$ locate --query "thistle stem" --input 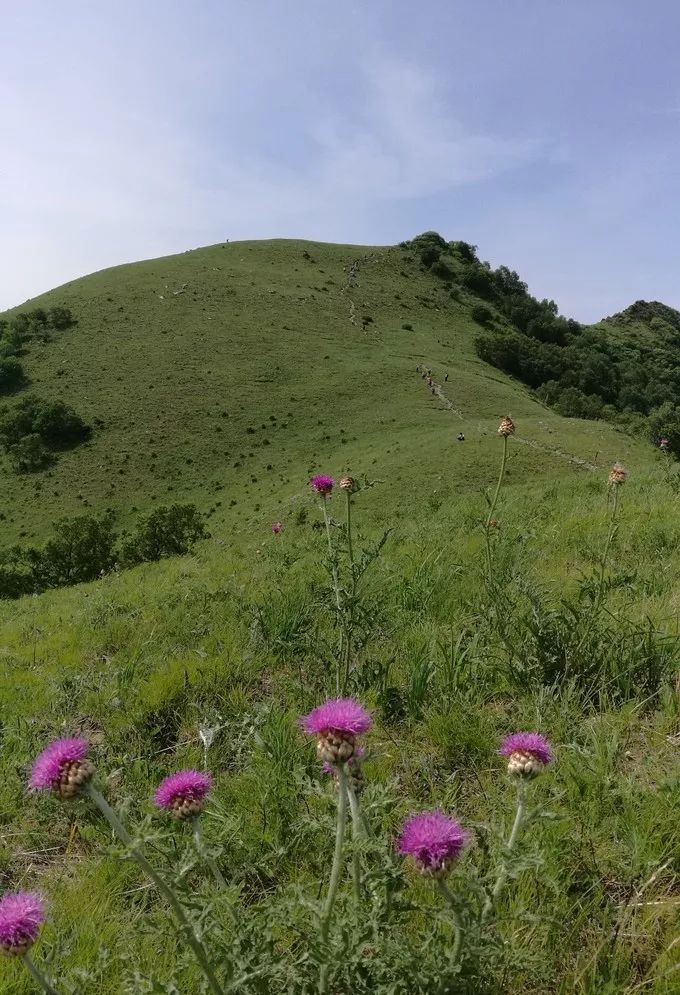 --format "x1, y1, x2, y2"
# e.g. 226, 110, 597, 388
192, 816, 227, 889
576, 484, 620, 652
347, 780, 363, 904
482, 779, 527, 922
319, 766, 348, 993
484, 434, 508, 585
321, 496, 344, 695
85, 784, 225, 995
22, 953, 61, 995
435, 877, 464, 964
